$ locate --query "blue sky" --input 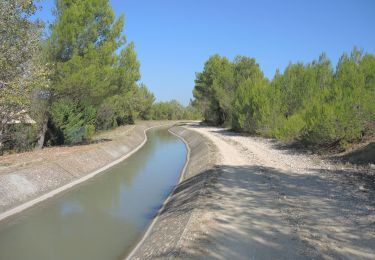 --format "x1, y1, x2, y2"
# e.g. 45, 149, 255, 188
34, 0, 375, 105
